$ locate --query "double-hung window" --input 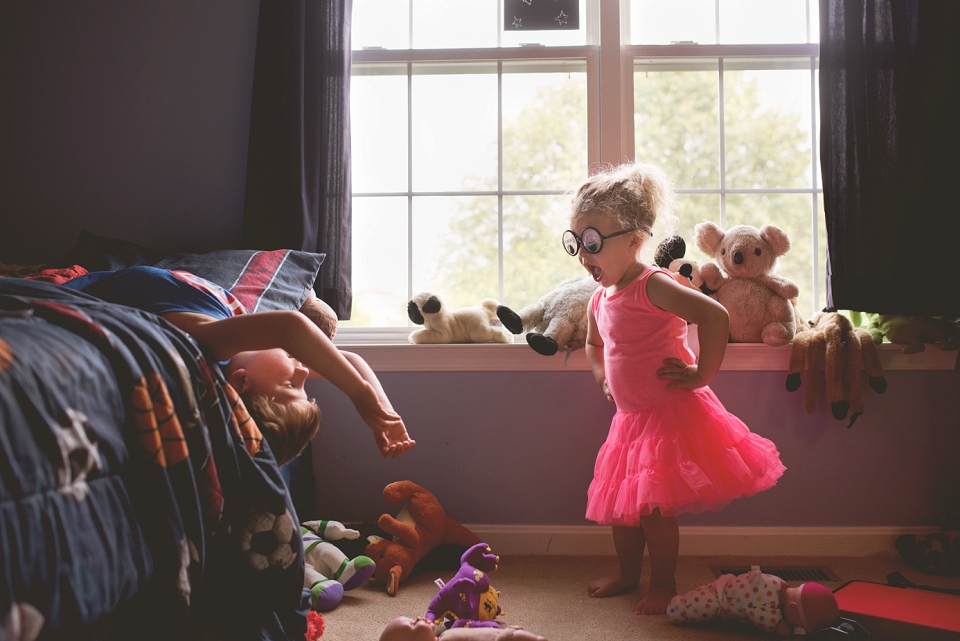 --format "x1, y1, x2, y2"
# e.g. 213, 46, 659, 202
345, 0, 822, 342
